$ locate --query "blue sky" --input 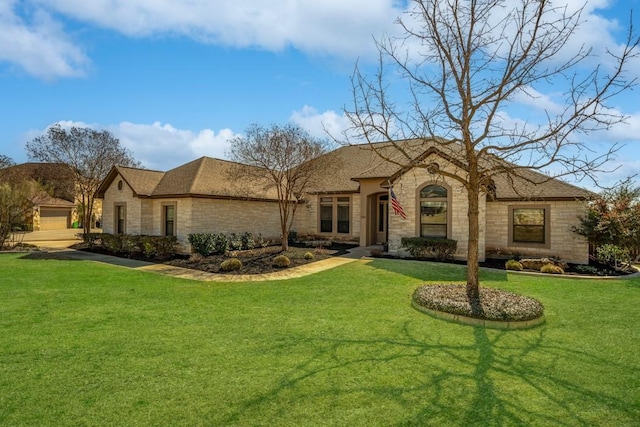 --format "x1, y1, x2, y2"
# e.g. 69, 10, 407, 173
1, 0, 639, 189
